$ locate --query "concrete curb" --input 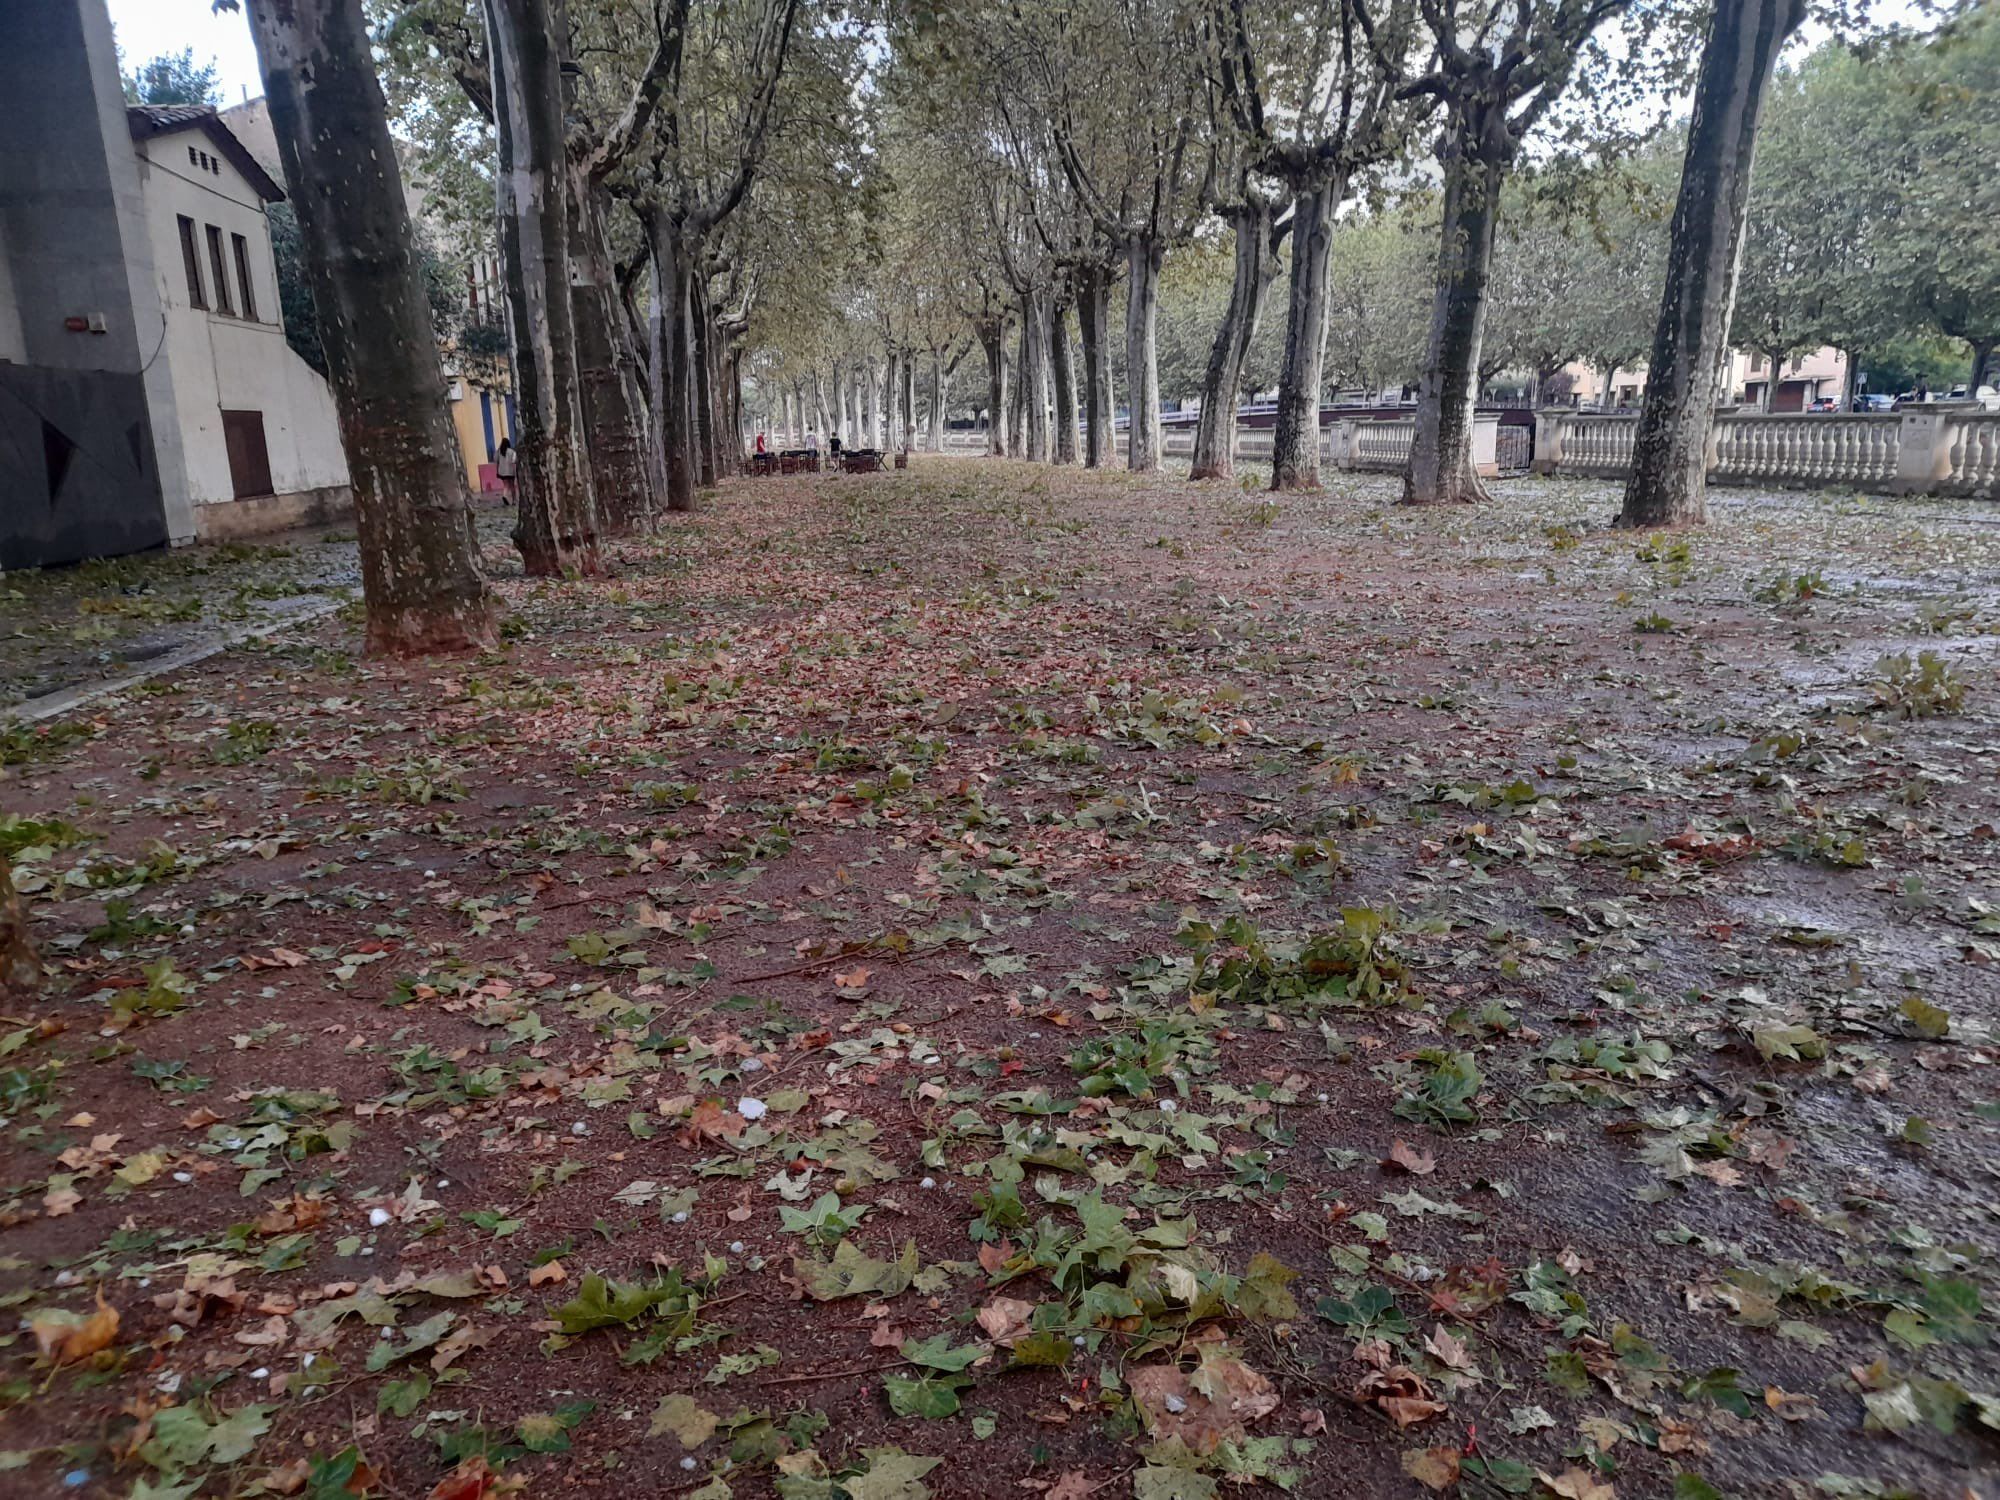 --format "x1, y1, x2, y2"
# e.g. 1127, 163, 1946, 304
2, 596, 348, 727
